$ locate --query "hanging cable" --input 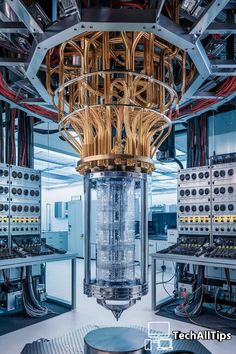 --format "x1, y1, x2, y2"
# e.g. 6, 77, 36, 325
0, 101, 4, 163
